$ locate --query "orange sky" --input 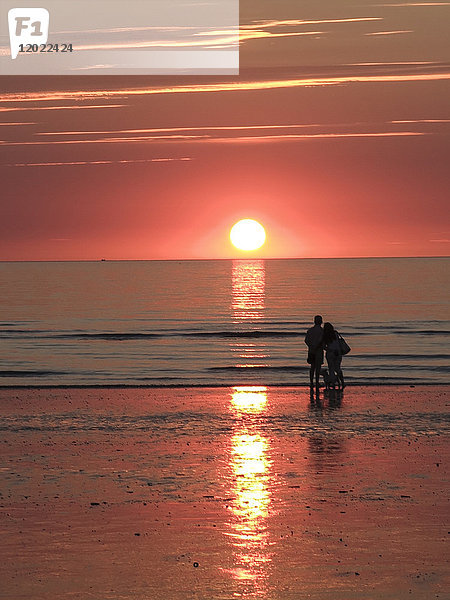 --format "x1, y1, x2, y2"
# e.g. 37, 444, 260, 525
1, 0, 449, 260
